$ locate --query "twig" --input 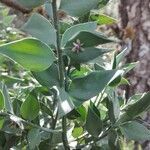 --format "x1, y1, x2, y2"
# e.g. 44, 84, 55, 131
52, 0, 70, 149
0, 0, 32, 14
